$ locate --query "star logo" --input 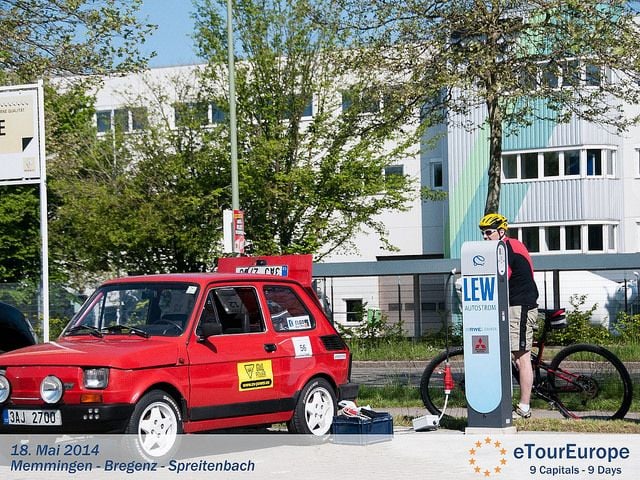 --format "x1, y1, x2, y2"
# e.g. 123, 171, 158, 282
467, 436, 508, 476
